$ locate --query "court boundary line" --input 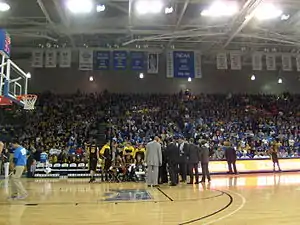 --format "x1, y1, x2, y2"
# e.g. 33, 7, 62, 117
203, 190, 246, 225
156, 187, 174, 201
178, 189, 233, 225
